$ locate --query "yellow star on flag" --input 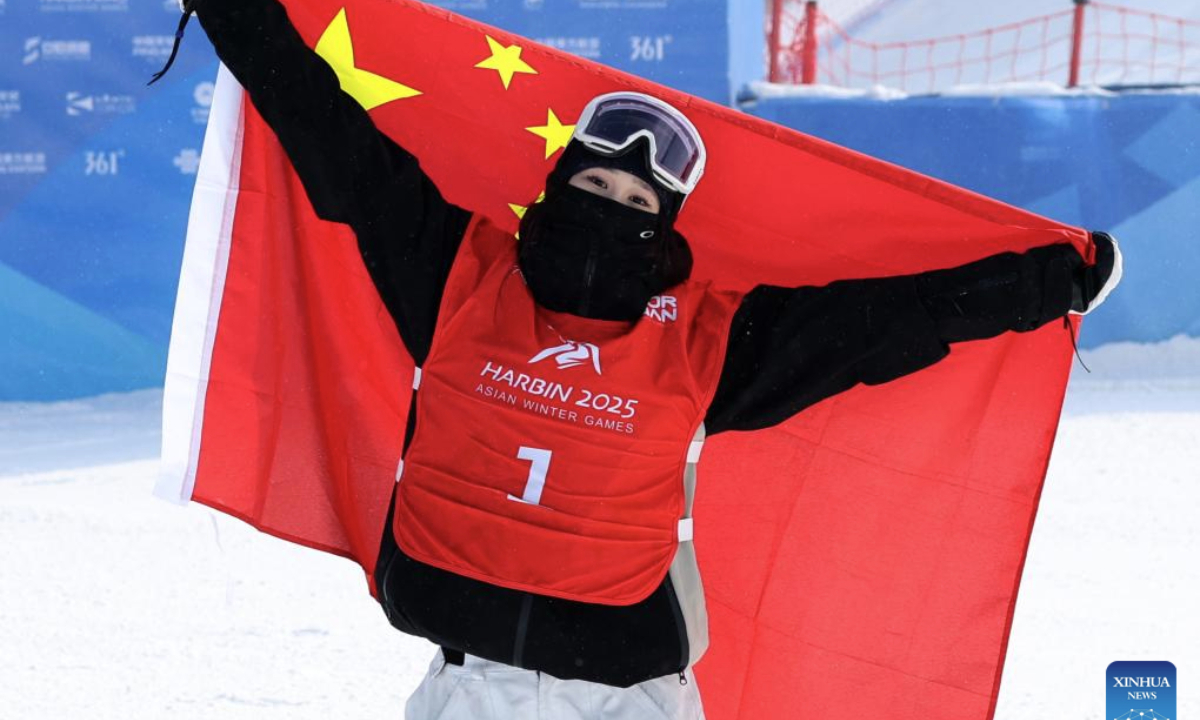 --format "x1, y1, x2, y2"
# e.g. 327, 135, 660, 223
510, 192, 546, 237
525, 109, 575, 160
314, 8, 421, 111
475, 35, 538, 90
508, 192, 546, 220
